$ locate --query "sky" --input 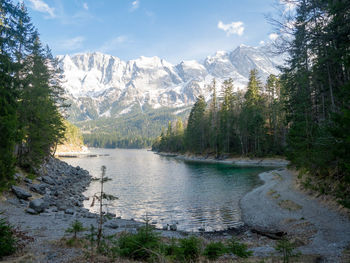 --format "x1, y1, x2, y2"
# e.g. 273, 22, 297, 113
22, 0, 285, 63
